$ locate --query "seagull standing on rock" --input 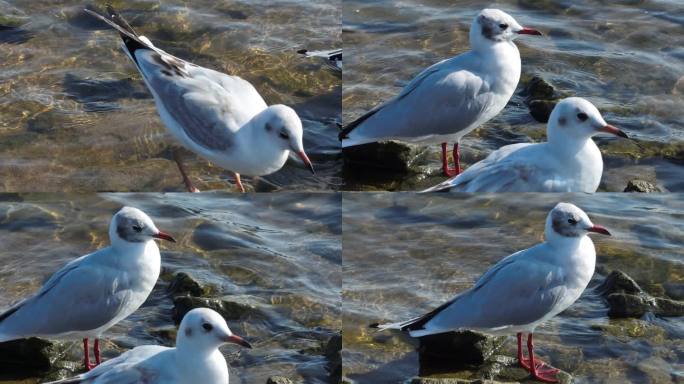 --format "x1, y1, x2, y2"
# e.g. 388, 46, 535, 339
422, 97, 629, 193
85, 6, 315, 193
0, 207, 175, 371
371, 202, 611, 383
340, 9, 541, 177
46, 308, 252, 384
